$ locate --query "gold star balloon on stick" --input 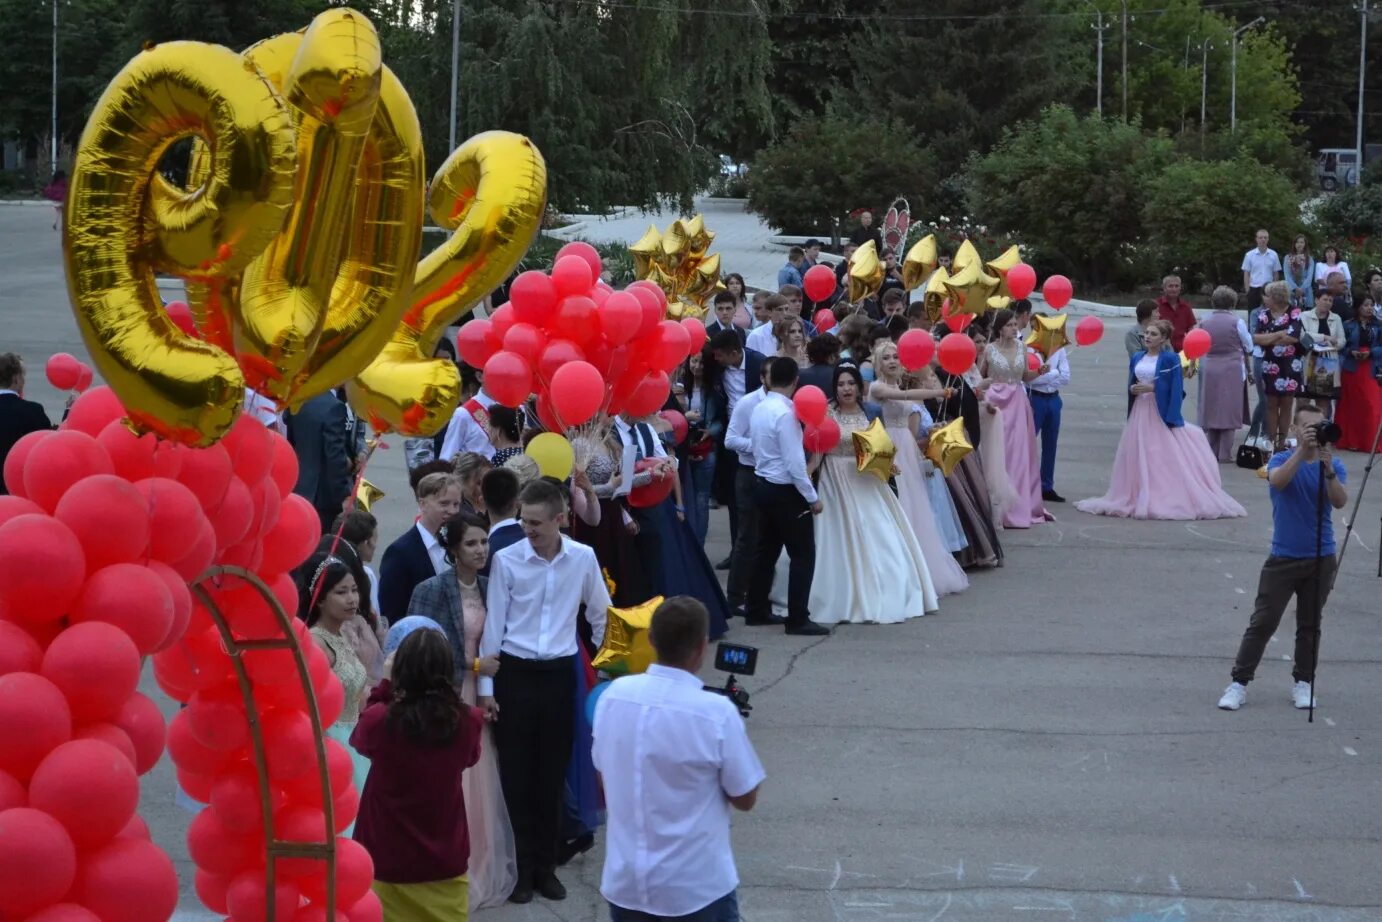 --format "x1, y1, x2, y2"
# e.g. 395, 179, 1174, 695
848, 239, 884, 303
985, 245, 1023, 298
630, 224, 665, 278
592, 597, 661, 676
902, 233, 938, 290
951, 238, 982, 273
1026, 313, 1071, 359
923, 265, 951, 324
925, 417, 973, 477
853, 418, 896, 483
